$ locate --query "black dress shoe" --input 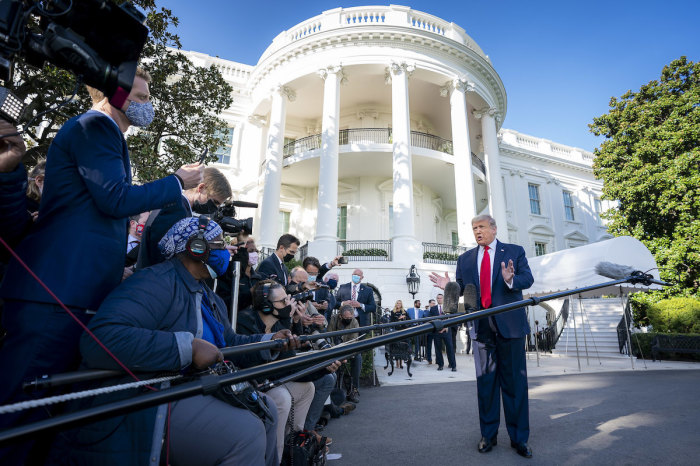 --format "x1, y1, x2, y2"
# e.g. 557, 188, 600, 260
451, 367, 457, 372
510, 441, 532, 458
437, 366, 443, 371
478, 436, 497, 453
